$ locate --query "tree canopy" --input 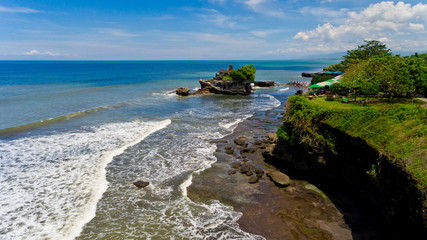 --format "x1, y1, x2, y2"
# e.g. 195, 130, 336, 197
326, 40, 393, 72
341, 54, 427, 100
326, 40, 427, 100
224, 64, 256, 82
